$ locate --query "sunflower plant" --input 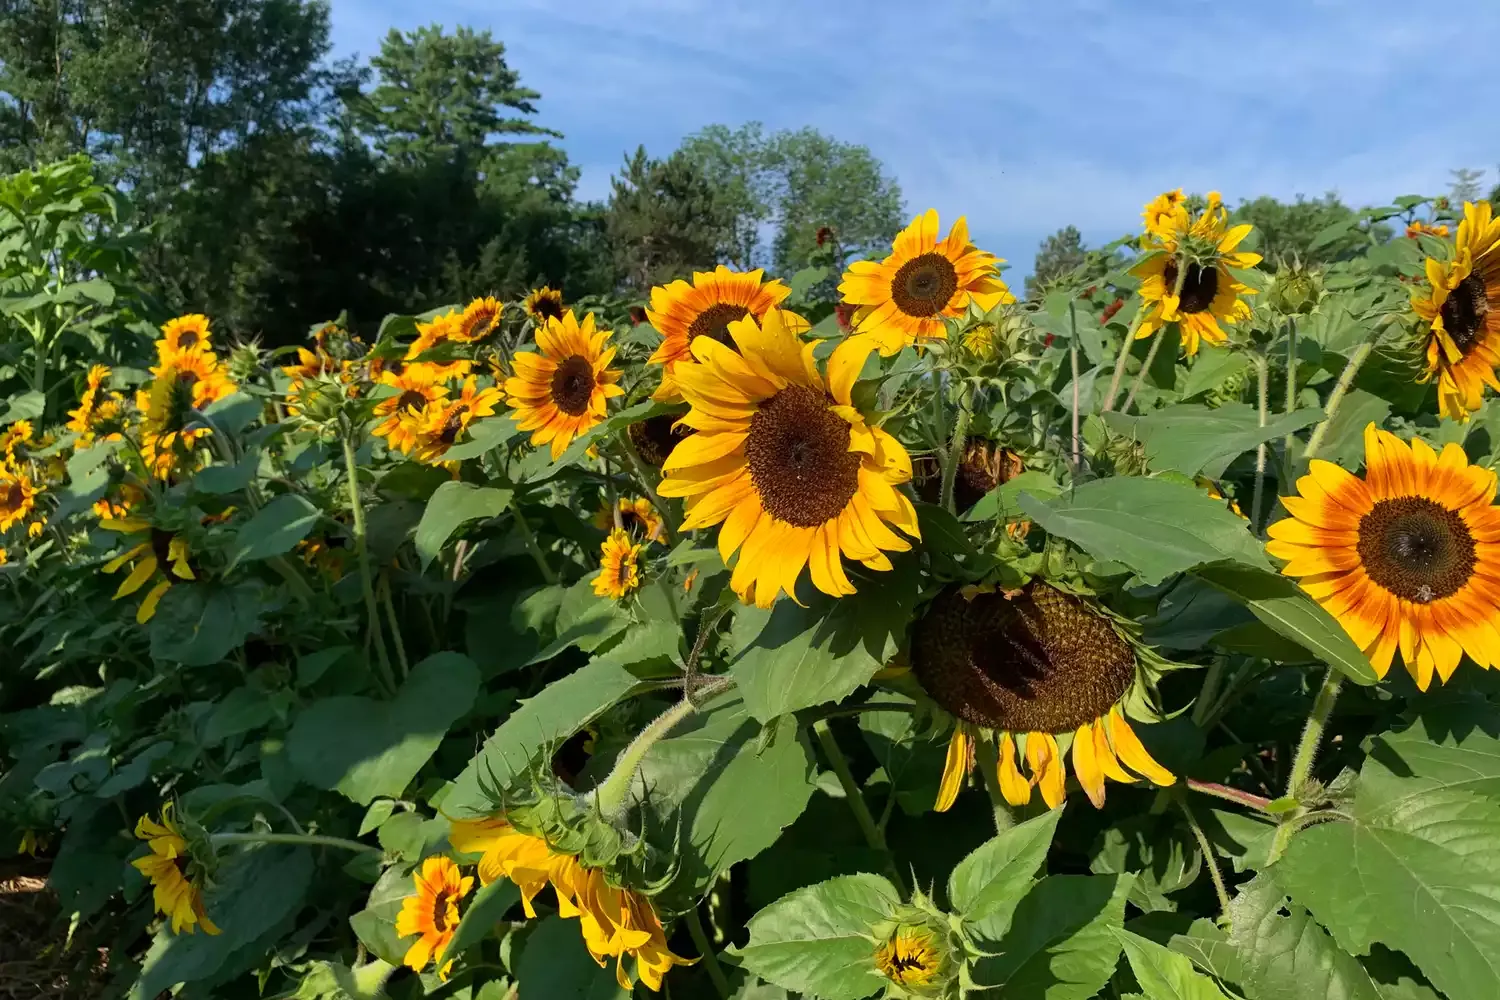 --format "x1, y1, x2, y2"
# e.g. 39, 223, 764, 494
8, 160, 1500, 1000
